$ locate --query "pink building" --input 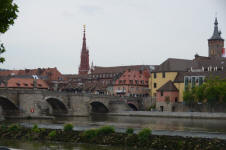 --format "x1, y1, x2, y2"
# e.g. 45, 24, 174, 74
156, 80, 179, 111
113, 69, 150, 97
